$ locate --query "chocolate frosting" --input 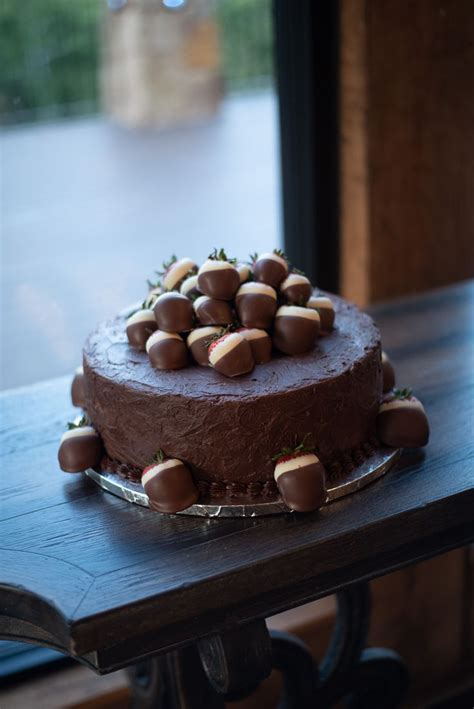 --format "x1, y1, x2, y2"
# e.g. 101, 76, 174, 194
83, 293, 382, 486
